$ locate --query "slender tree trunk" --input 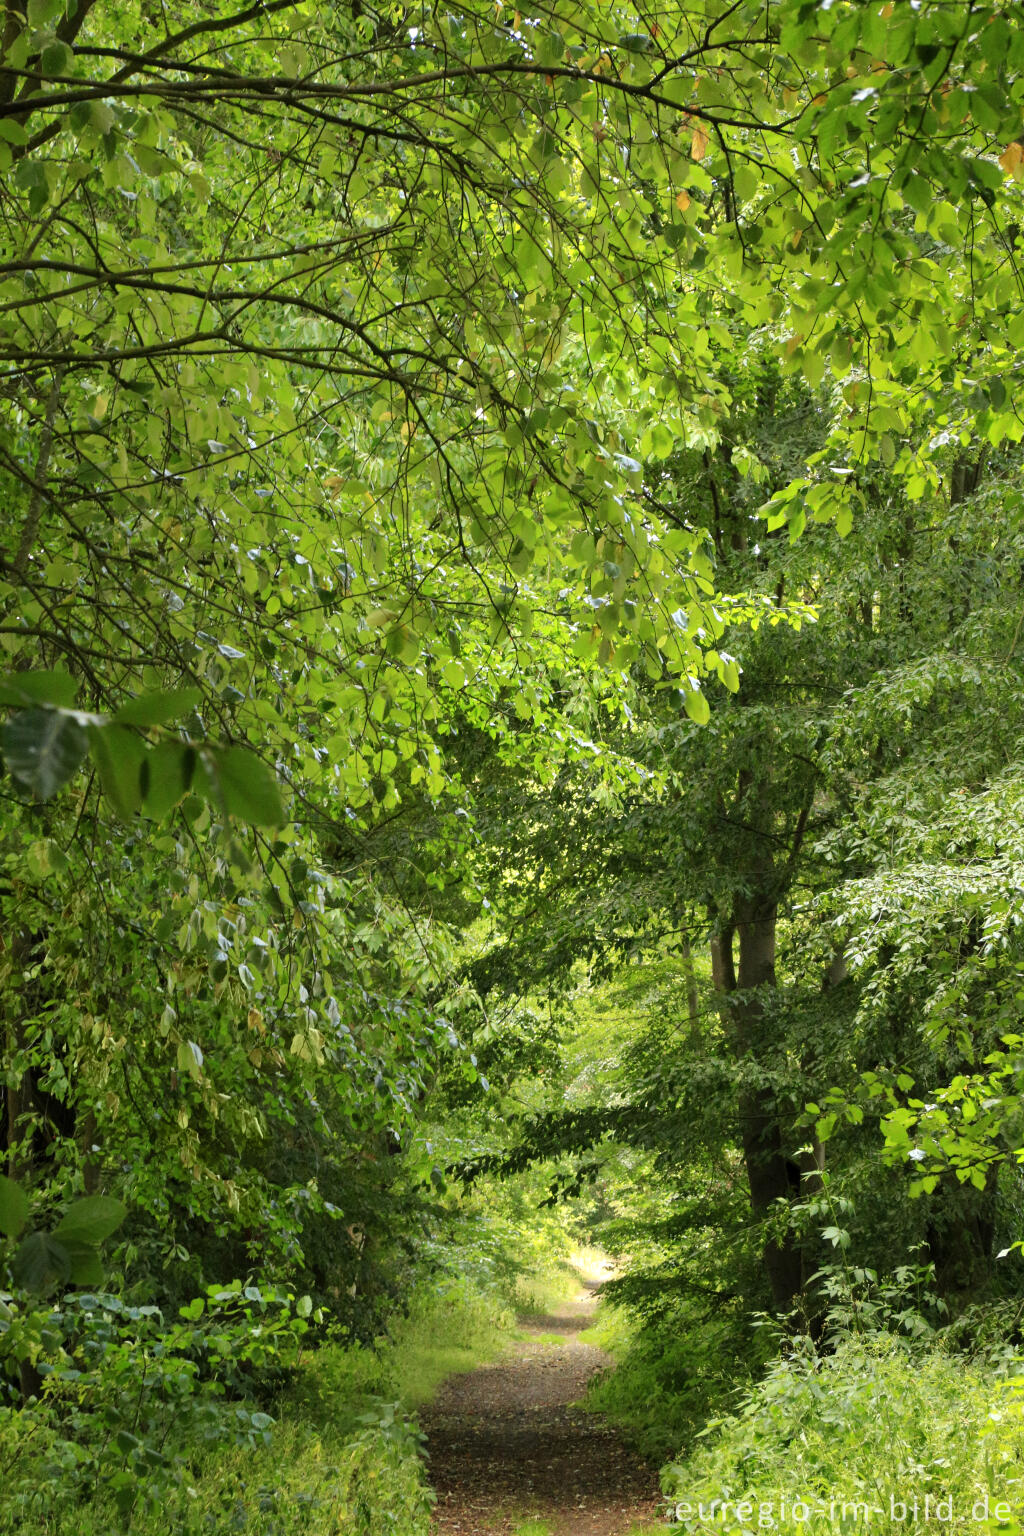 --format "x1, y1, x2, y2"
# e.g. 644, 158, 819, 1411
925, 1161, 999, 1298
796, 949, 847, 1196
680, 935, 700, 1042
3, 924, 35, 1183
